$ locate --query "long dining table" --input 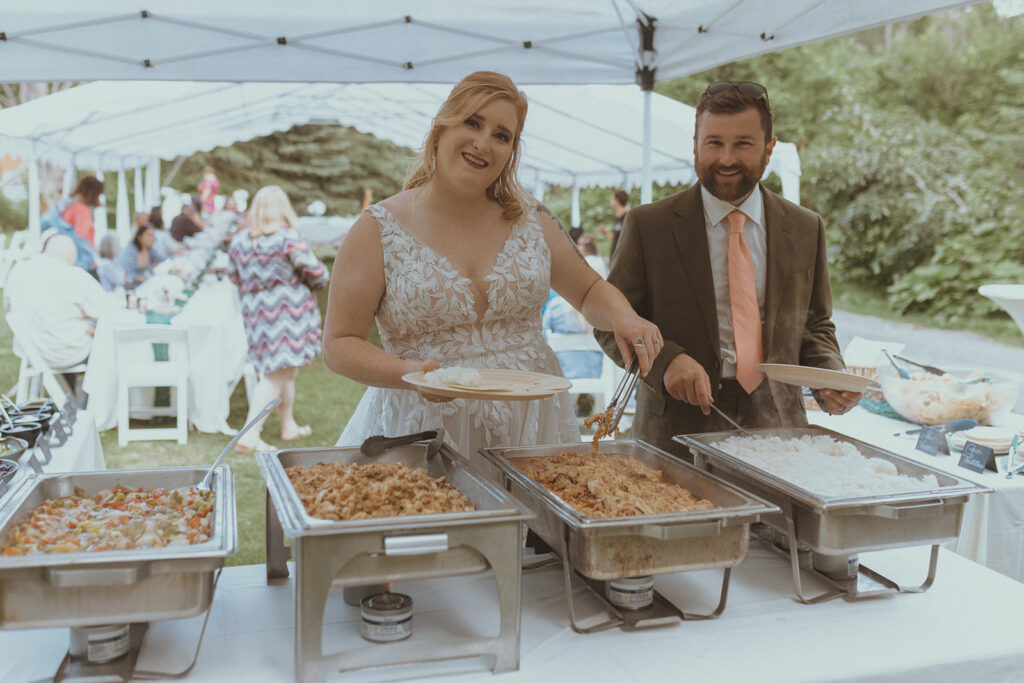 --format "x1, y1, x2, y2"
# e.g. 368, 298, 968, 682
82, 277, 247, 436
